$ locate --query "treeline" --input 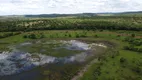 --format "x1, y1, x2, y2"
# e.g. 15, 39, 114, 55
0, 16, 142, 32
23, 31, 88, 39
23, 32, 45, 39
0, 32, 21, 38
